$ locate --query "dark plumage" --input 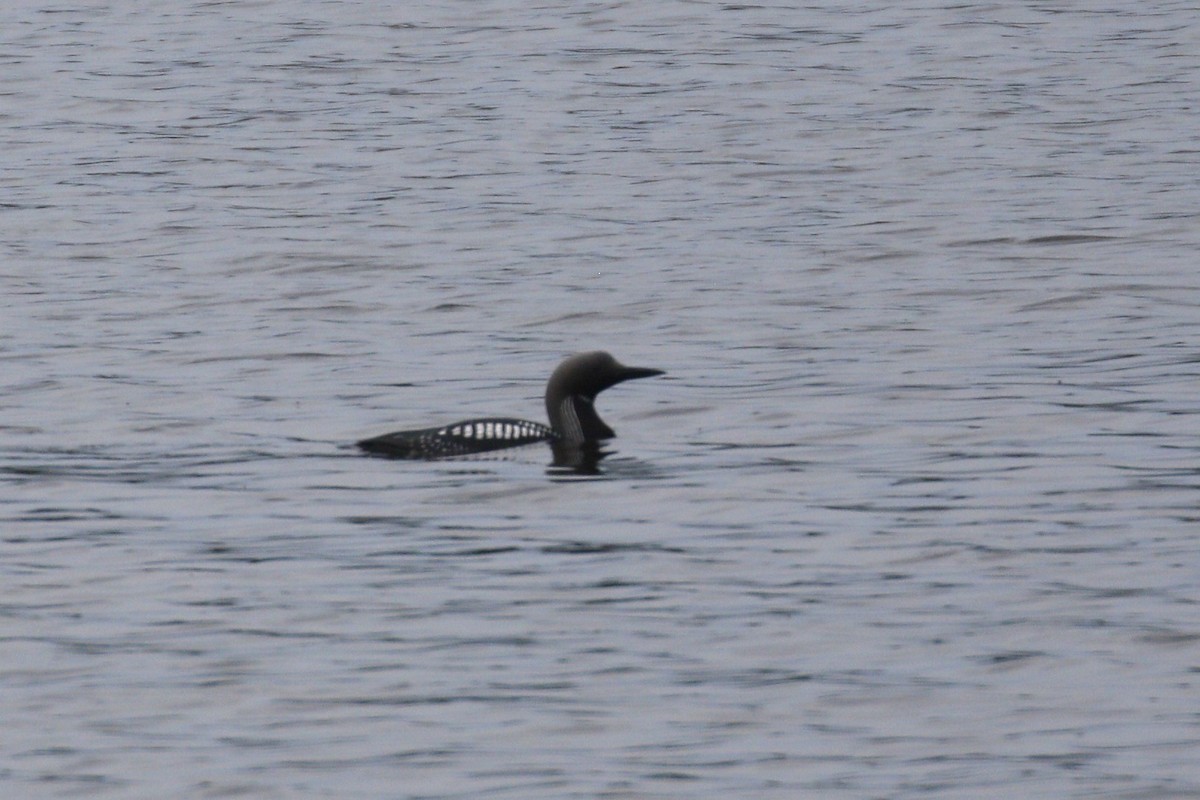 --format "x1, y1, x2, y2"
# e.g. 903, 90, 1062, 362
357, 351, 664, 459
